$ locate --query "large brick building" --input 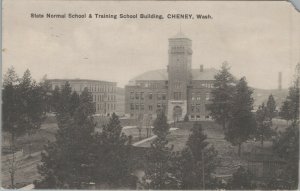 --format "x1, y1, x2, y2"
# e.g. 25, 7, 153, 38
125, 33, 218, 121
48, 79, 117, 116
